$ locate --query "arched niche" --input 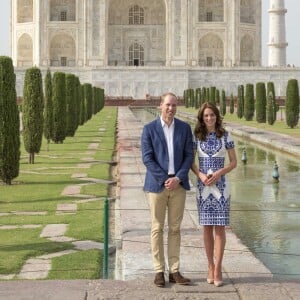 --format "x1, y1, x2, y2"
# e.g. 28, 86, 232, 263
240, 34, 255, 66
198, 34, 224, 67
50, 34, 76, 67
108, 0, 166, 66
17, 33, 33, 67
